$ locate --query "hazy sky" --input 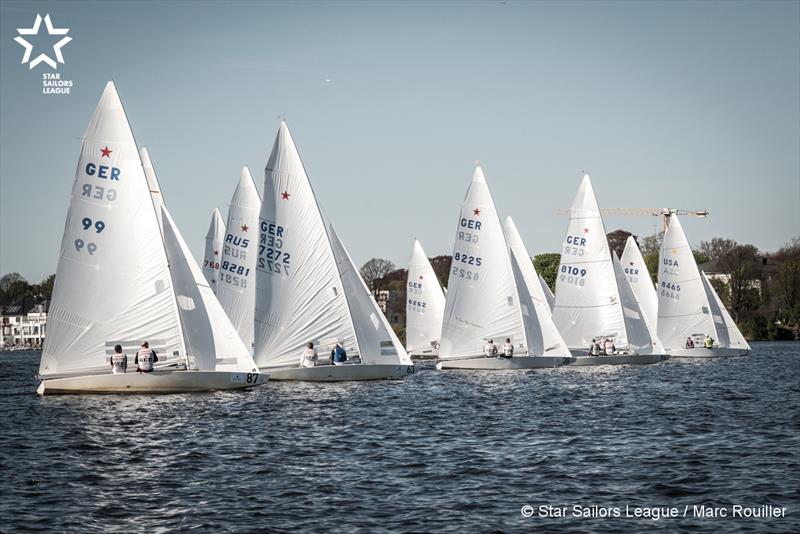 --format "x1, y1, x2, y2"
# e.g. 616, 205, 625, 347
1, 0, 798, 283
